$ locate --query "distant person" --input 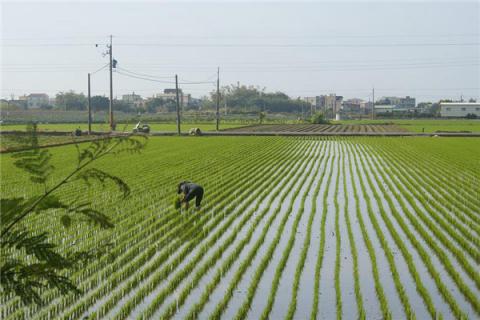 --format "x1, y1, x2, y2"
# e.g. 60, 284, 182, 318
177, 181, 204, 210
